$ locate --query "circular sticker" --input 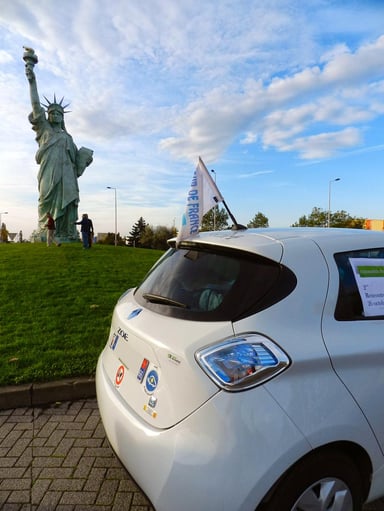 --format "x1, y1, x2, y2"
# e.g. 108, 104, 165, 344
115, 365, 125, 386
145, 369, 159, 394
